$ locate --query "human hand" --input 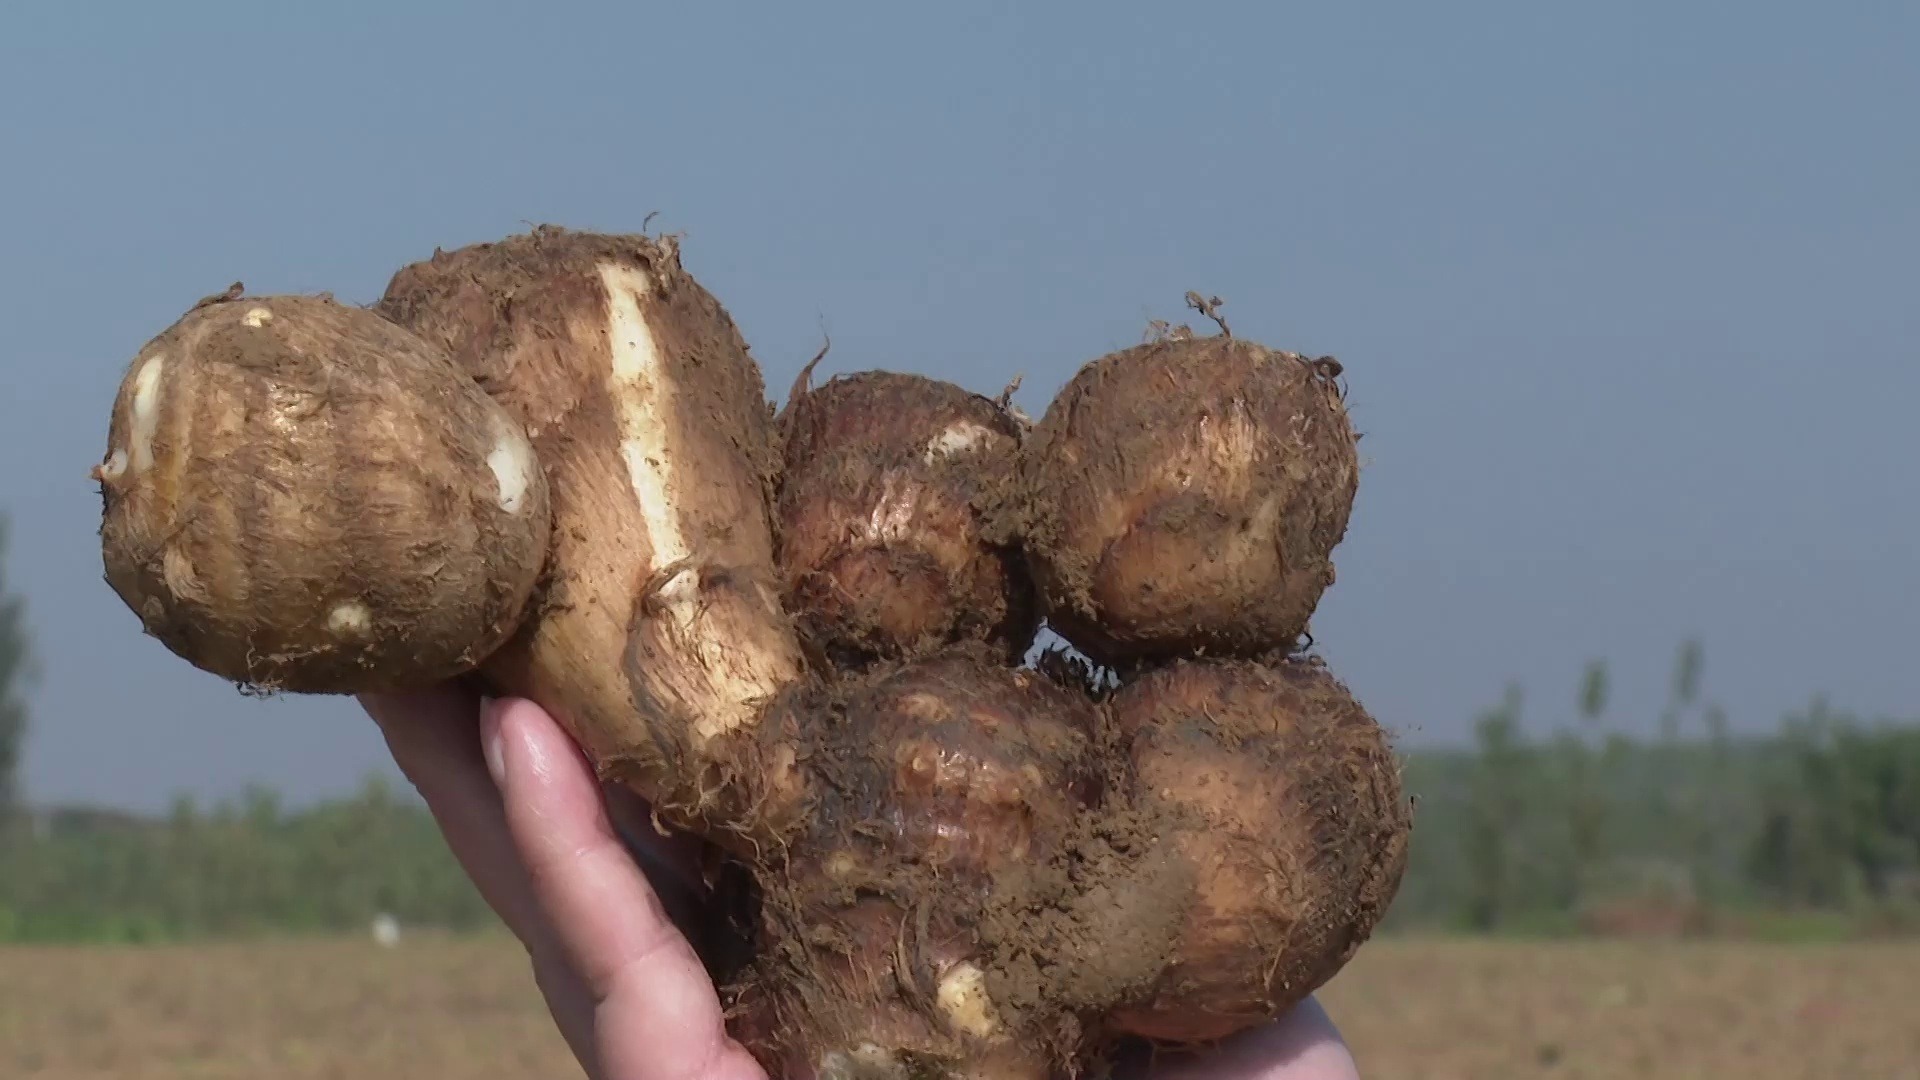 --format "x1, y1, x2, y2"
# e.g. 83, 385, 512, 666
360, 686, 1362, 1080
